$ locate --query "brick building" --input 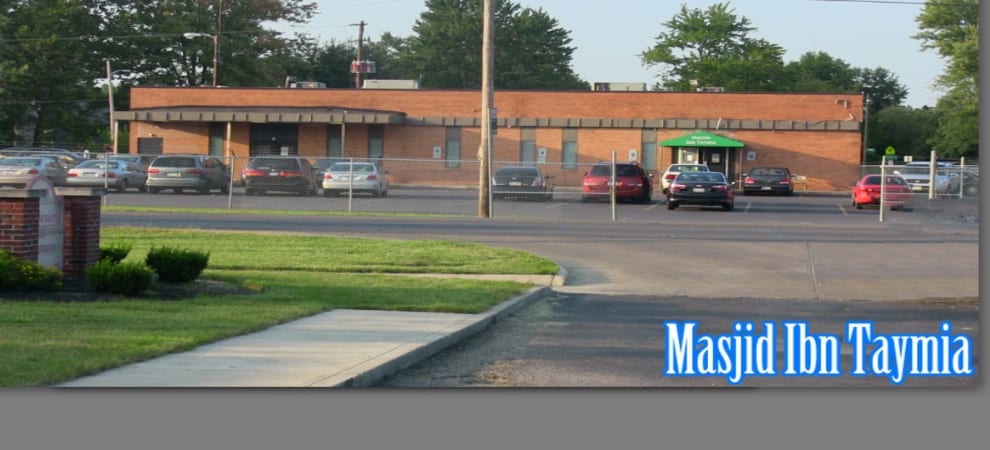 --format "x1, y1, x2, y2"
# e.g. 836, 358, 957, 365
115, 87, 865, 191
